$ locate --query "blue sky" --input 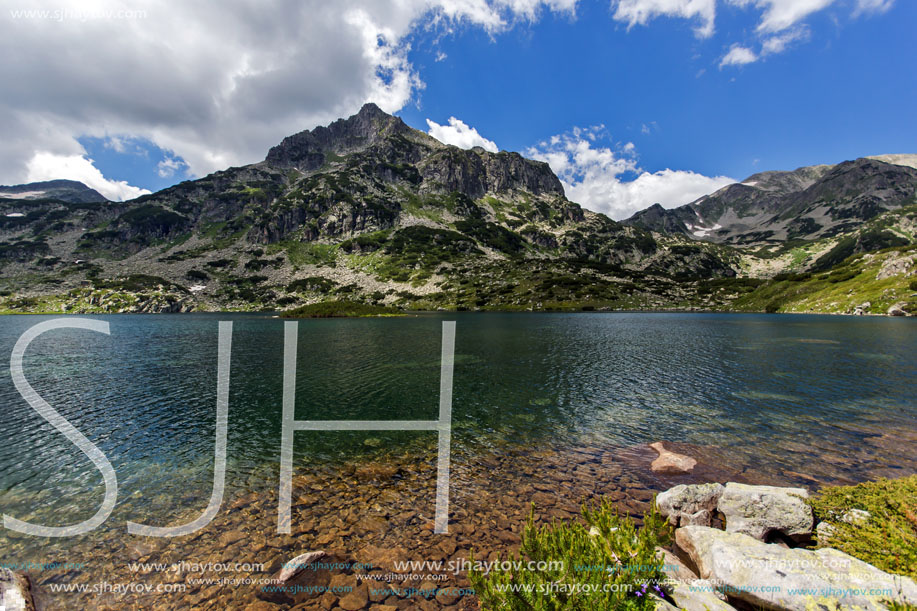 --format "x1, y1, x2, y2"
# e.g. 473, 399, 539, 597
3, 0, 914, 217
404, 1, 916, 178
